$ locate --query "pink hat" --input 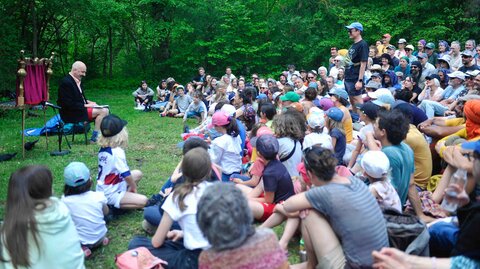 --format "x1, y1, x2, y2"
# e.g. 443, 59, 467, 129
208, 111, 231, 129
